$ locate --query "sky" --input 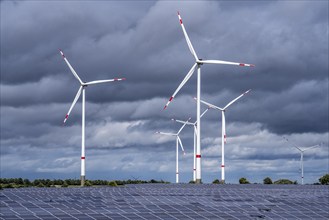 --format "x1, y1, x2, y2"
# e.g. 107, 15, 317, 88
1, 0, 328, 184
